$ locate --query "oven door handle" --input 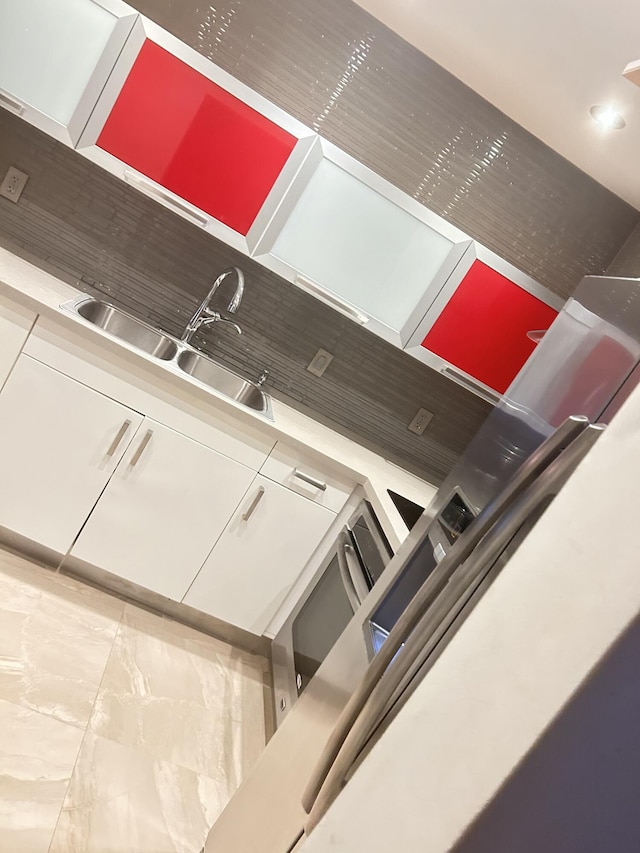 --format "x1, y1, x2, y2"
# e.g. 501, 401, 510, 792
343, 531, 371, 604
337, 529, 366, 613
